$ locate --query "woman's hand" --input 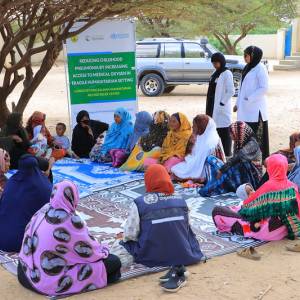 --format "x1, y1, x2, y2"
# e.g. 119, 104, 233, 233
233, 105, 238, 113
11, 135, 23, 143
